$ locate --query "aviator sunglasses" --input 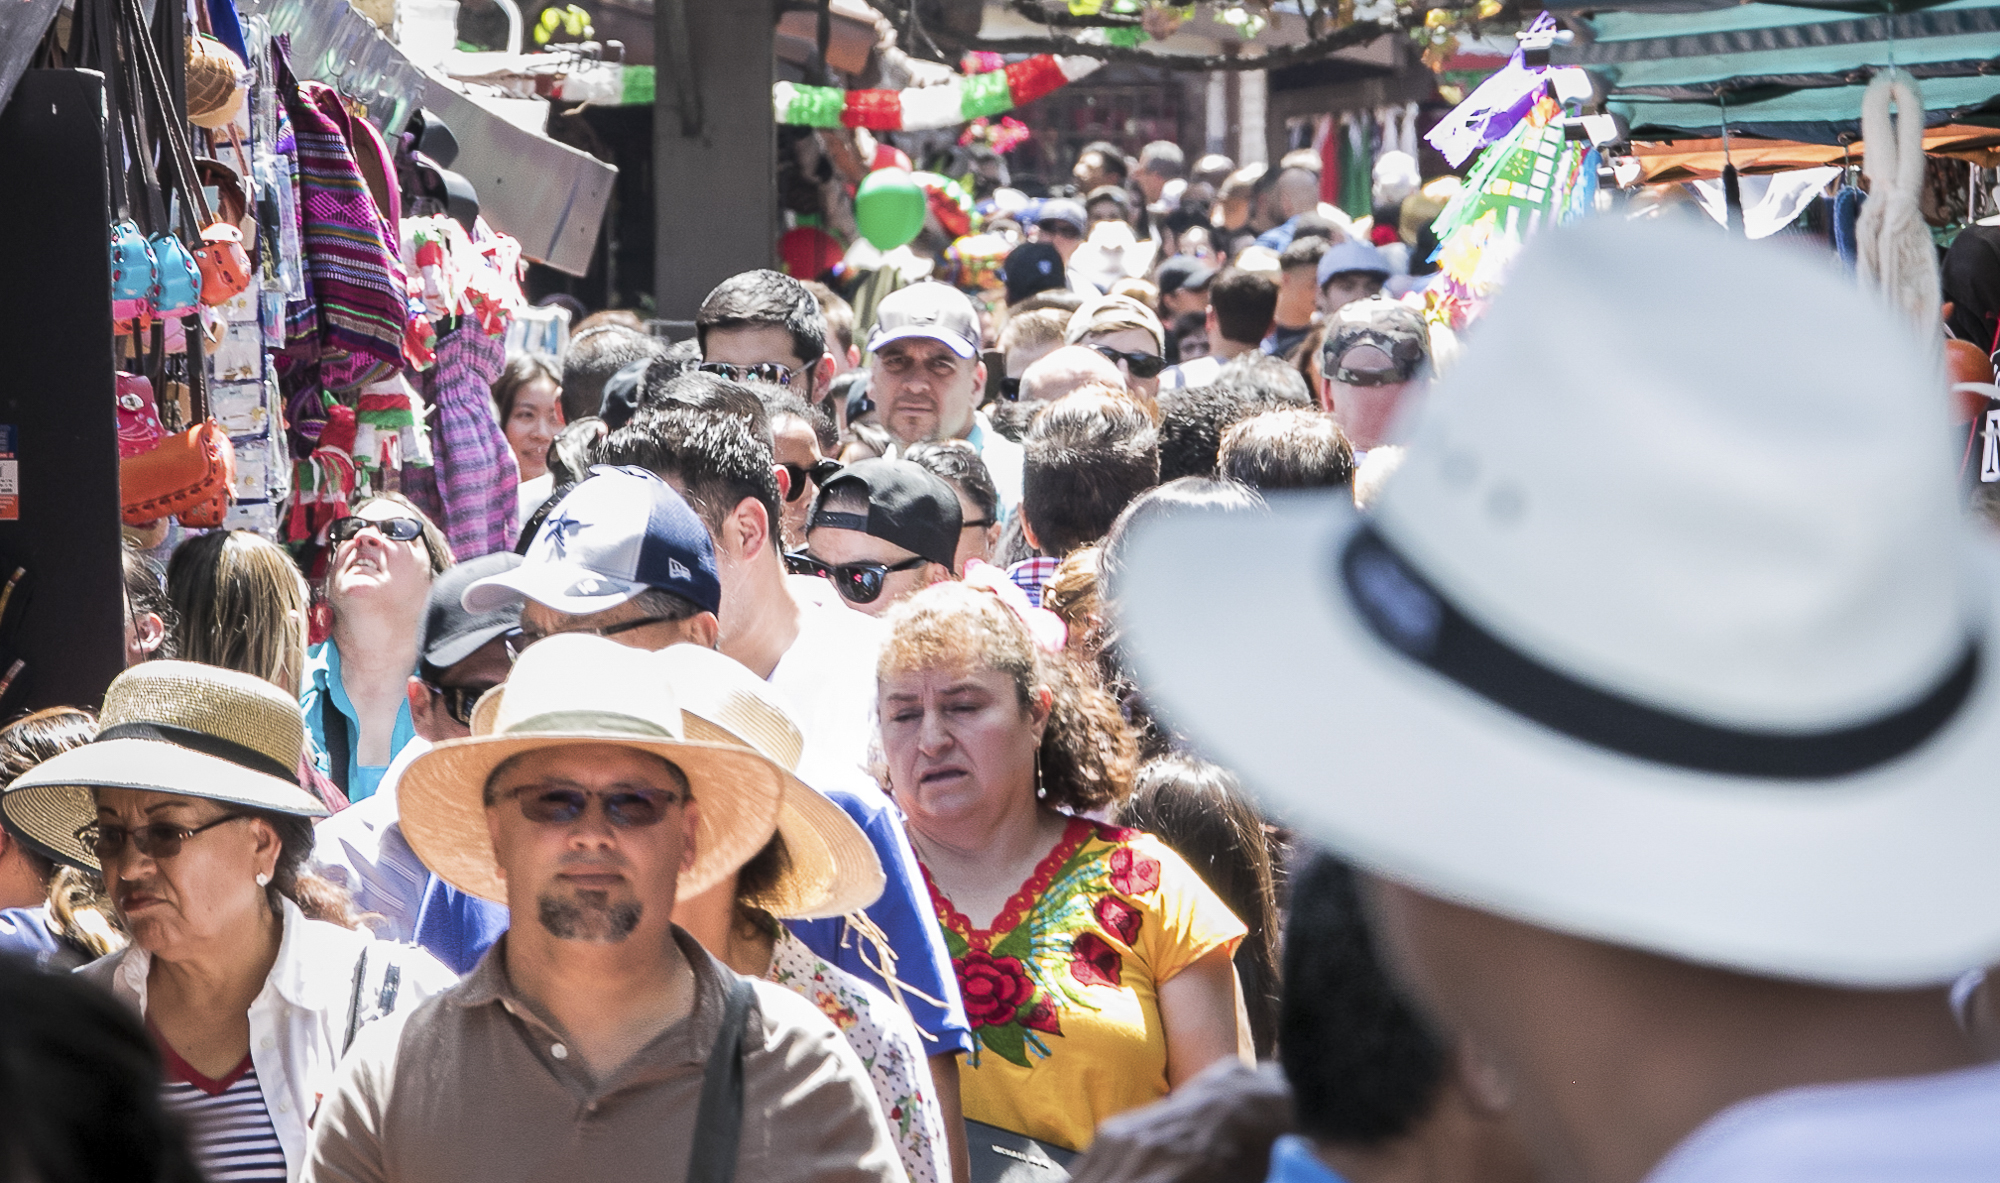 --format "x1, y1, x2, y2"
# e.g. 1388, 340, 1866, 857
698, 360, 811, 388
785, 552, 927, 604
